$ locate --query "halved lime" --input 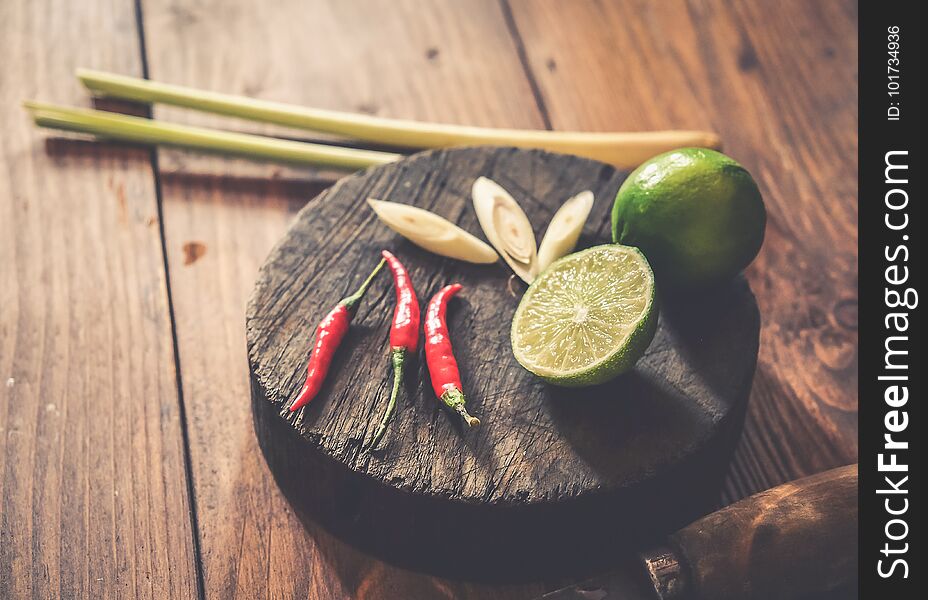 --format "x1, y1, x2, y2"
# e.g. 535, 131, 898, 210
511, 245, 658, 387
